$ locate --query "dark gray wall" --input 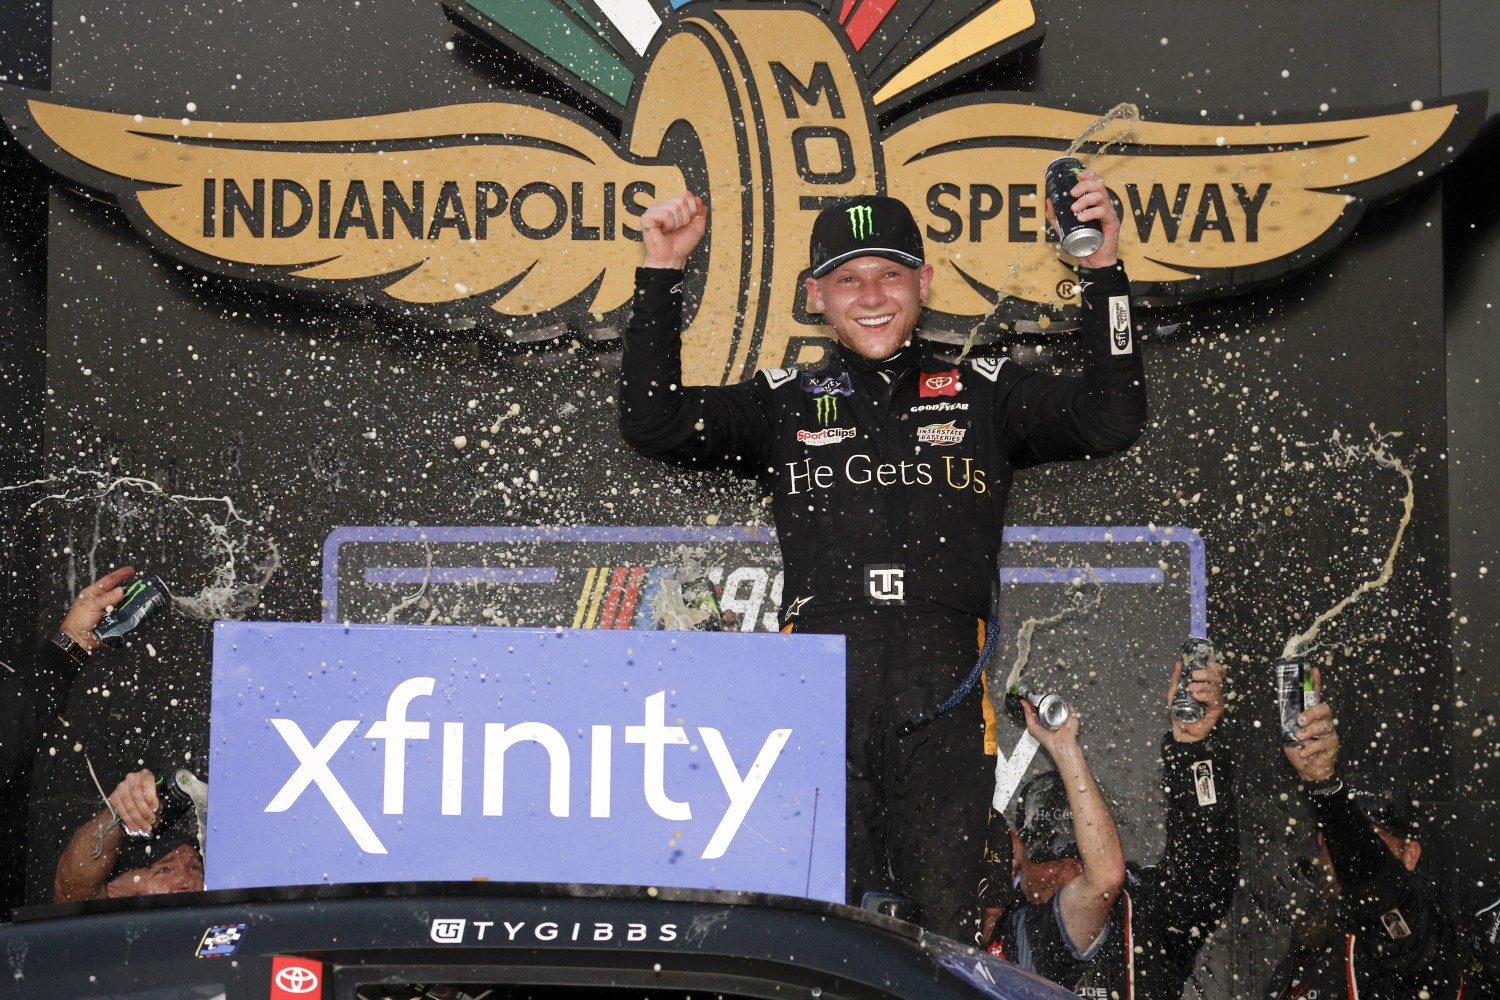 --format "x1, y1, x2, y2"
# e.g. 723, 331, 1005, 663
0, 1, 49, 672
0, 0, 50, 921
1441, 0, 1500, 922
